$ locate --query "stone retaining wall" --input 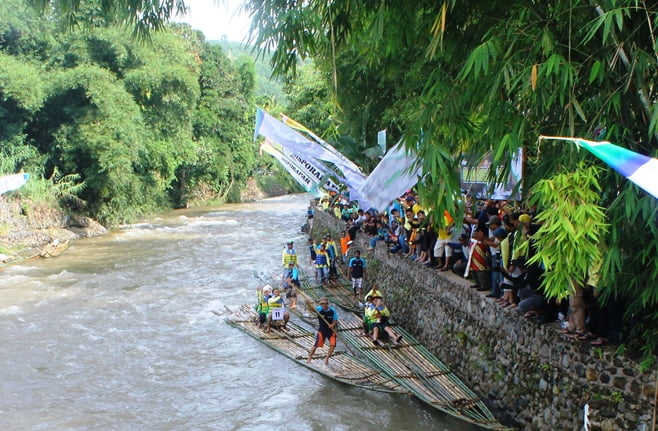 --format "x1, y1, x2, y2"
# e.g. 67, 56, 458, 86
314, 210, 656, 431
